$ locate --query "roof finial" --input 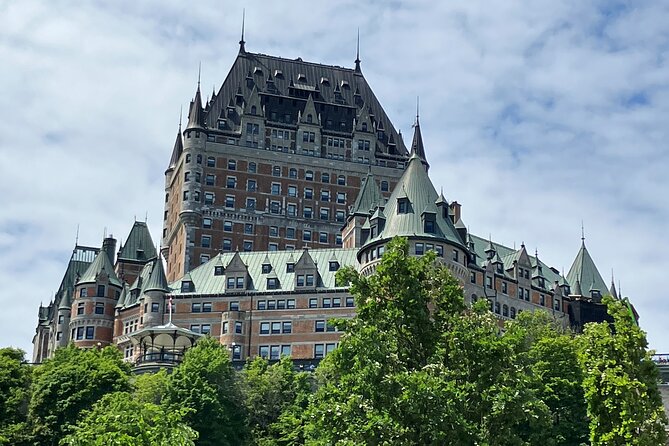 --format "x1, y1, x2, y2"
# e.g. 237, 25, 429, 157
197, 62, 201, 91
75, 224, 79, 246
239, 9, 246, 53
354, 28, 361, 72
416, 96, 420, 126
581, 220, 585, 242
178, 105, 183, 131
